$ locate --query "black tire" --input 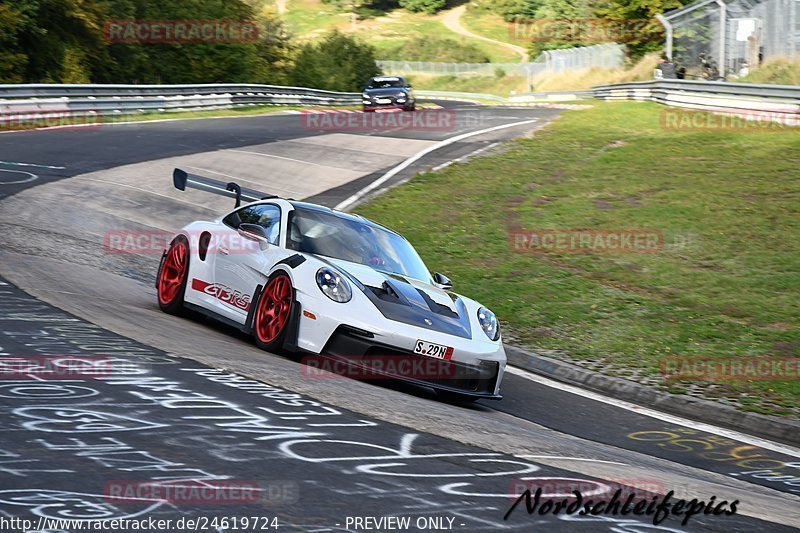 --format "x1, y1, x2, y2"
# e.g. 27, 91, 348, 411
253, 272, 295, 352
363, 108, 376, 113
157, 236, 190, 315
403, 105, 416, 112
